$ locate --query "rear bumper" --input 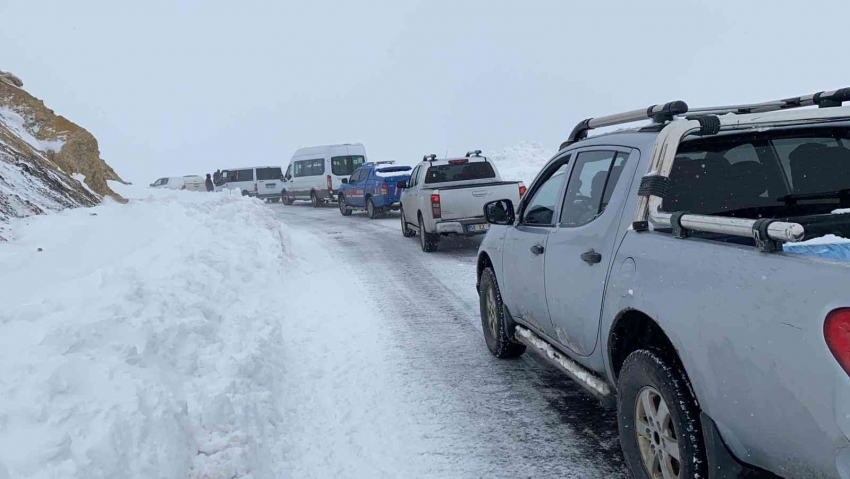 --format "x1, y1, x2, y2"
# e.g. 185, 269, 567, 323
317, 189, 338, 201
434, 218, 489, 236
256, 192, 280, 199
